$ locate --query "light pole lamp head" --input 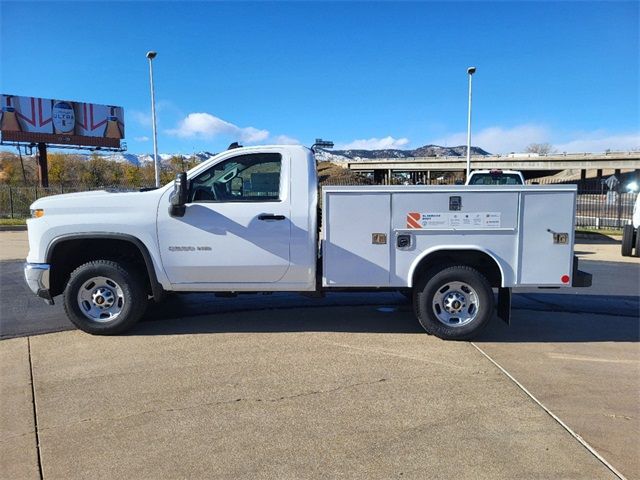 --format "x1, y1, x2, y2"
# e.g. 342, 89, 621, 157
467, 66, 477, 75
146, 51, 157, 60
